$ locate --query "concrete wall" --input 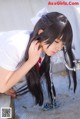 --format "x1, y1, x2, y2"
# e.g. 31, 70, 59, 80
0, 0, 48, 31
0, 0, 80, 31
